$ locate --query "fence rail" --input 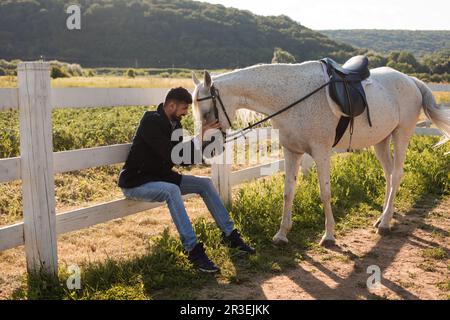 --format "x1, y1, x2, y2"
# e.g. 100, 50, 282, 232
0, 88, 169, 112
1, 83, 448, 113
427, 83, 450, 92
0, 62, 446, 277
0, 88, 18, 111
